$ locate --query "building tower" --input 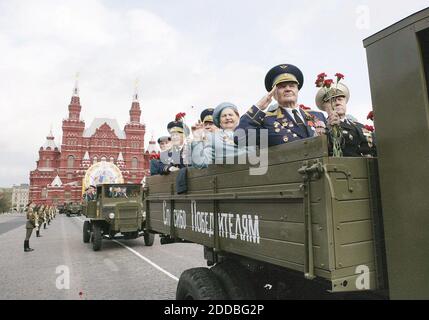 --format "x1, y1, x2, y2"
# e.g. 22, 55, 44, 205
124, 82, 146, 183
